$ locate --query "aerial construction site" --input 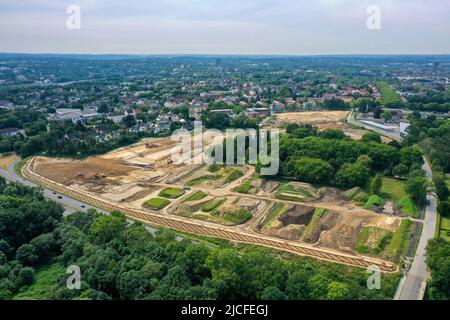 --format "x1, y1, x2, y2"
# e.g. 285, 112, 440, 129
20, 112, 412, 272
